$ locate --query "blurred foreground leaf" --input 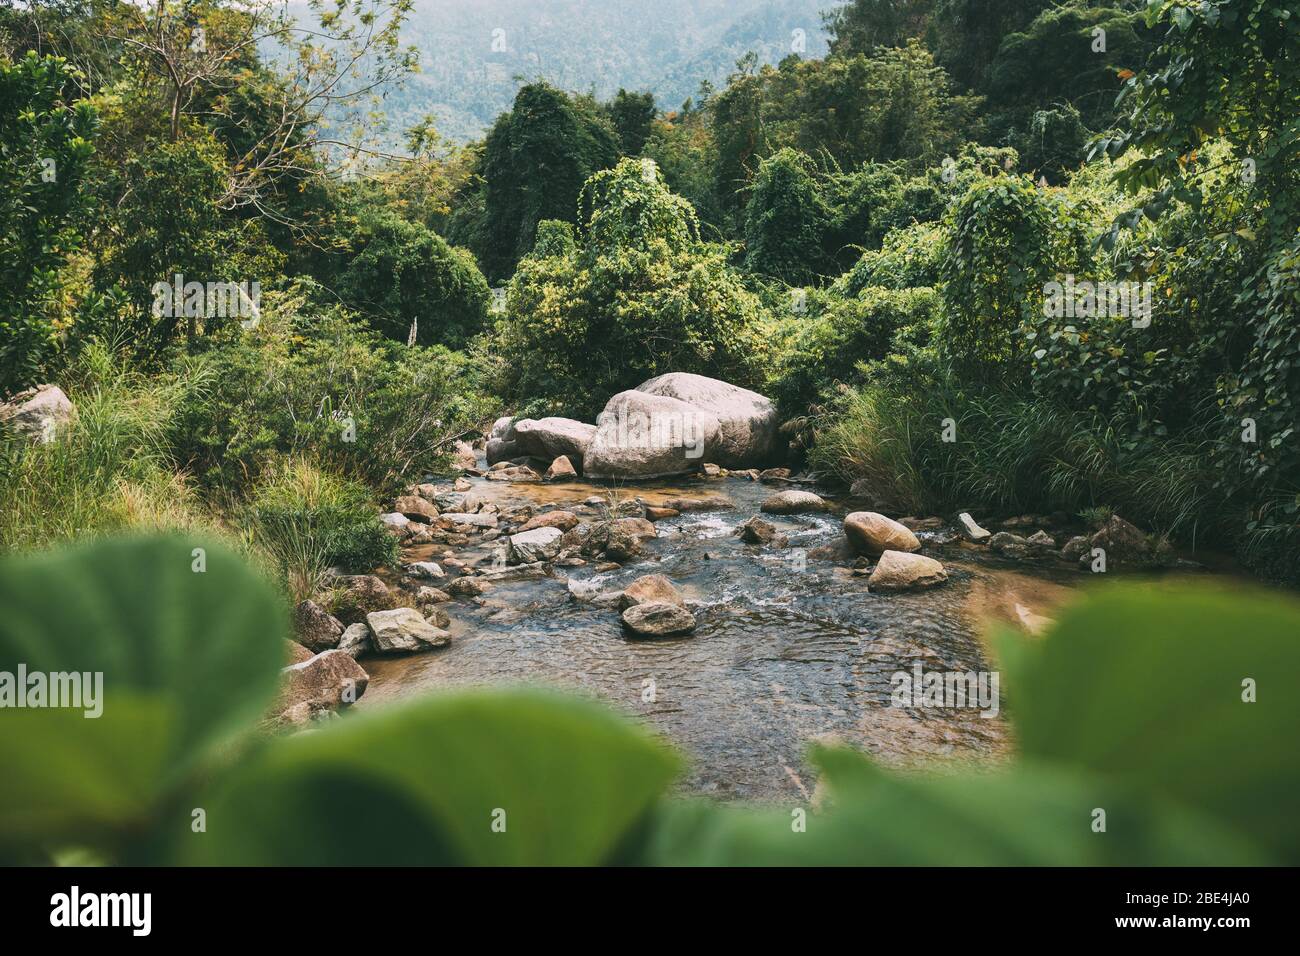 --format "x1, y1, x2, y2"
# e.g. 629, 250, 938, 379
0, 535, 285, 849
184, 688, 681, 865
996, 581, 1300, 862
